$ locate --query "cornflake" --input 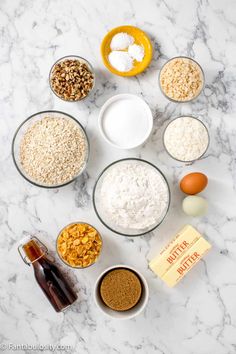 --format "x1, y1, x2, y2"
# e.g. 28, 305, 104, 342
57, 223, 102, 268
